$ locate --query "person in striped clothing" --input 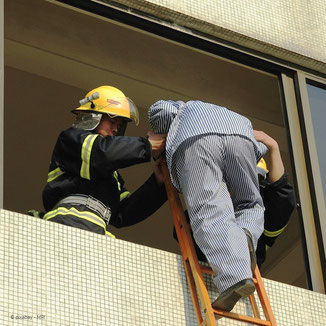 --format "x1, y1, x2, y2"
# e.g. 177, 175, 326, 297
173, 132, 295, 269
148, 99, 268, 312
